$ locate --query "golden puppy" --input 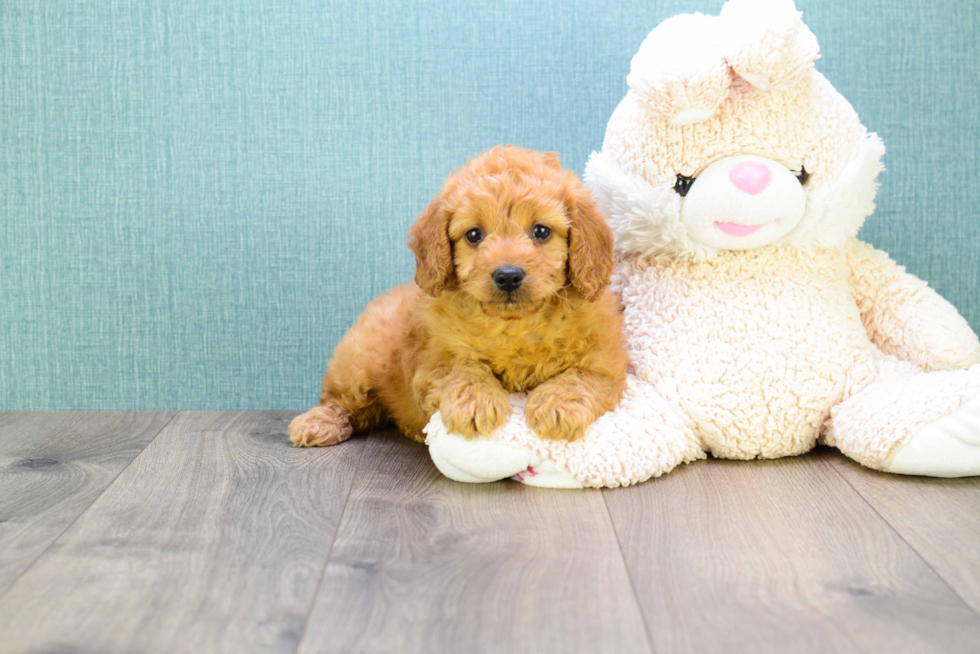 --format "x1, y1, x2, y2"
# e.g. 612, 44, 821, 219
289, 146, 628, 447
